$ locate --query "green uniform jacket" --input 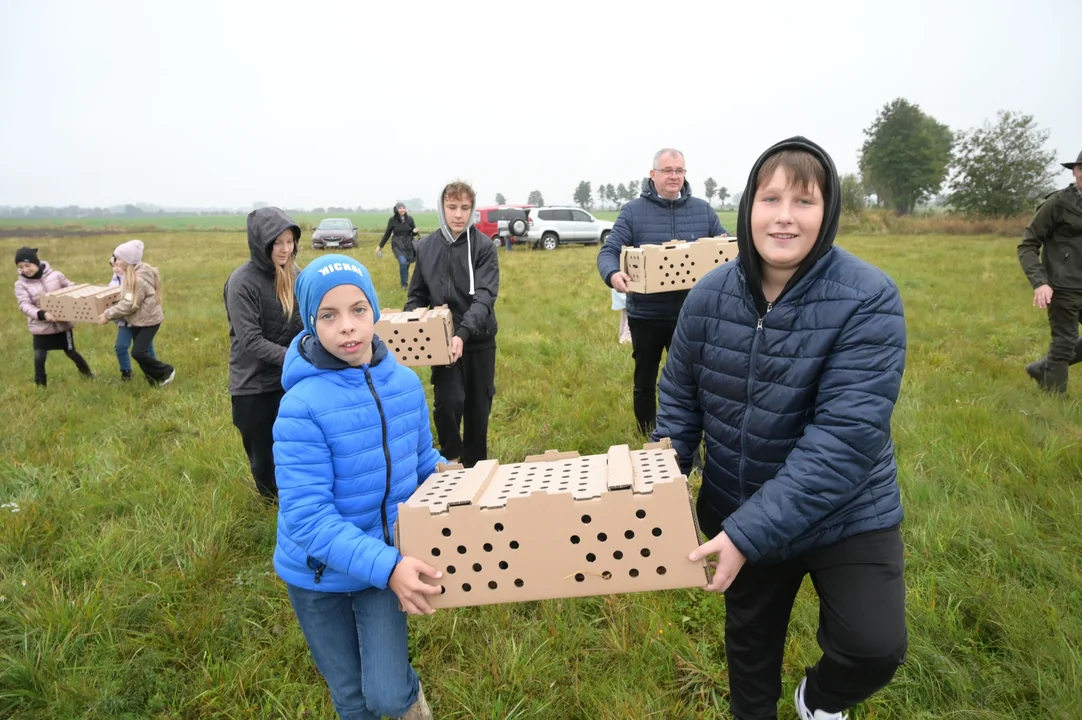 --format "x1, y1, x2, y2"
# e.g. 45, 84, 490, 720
1018, 184, 1082, 290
